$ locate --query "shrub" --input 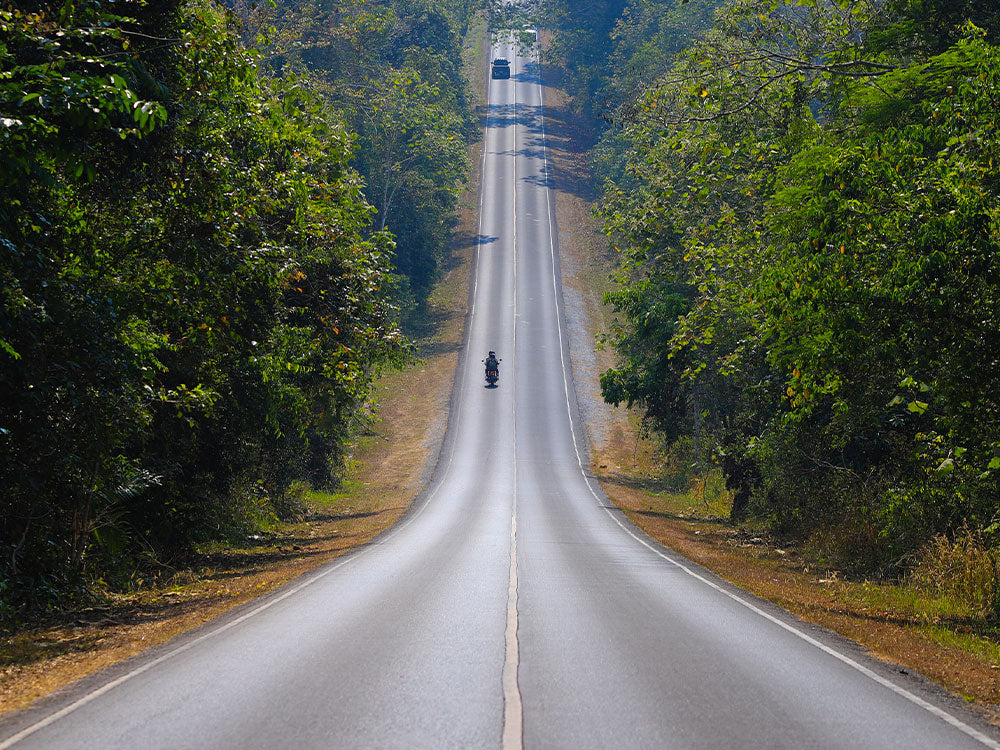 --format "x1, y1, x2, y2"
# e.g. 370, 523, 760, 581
912, 525, 1000, 622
